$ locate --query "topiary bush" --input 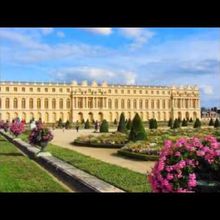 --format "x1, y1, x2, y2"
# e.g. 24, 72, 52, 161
129, 113, 147, 142
149, 119, 158, 129
214, 119, 220, 128
58, 118, 63, 128
172, 119, 180, 129
189, 118, 193, 123
182, 118, 188, 127
84, 119, 90, 129
117, 113, 127, 133
126, 118, 132, 130
194, 118, 201, 128
168, 118, 173, 128
209, 118, 214, 126
100, 119, 109, 133
65, 120, 71, 129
